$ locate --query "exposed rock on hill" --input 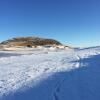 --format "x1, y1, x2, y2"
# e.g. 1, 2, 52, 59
0, 36, 62, 47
